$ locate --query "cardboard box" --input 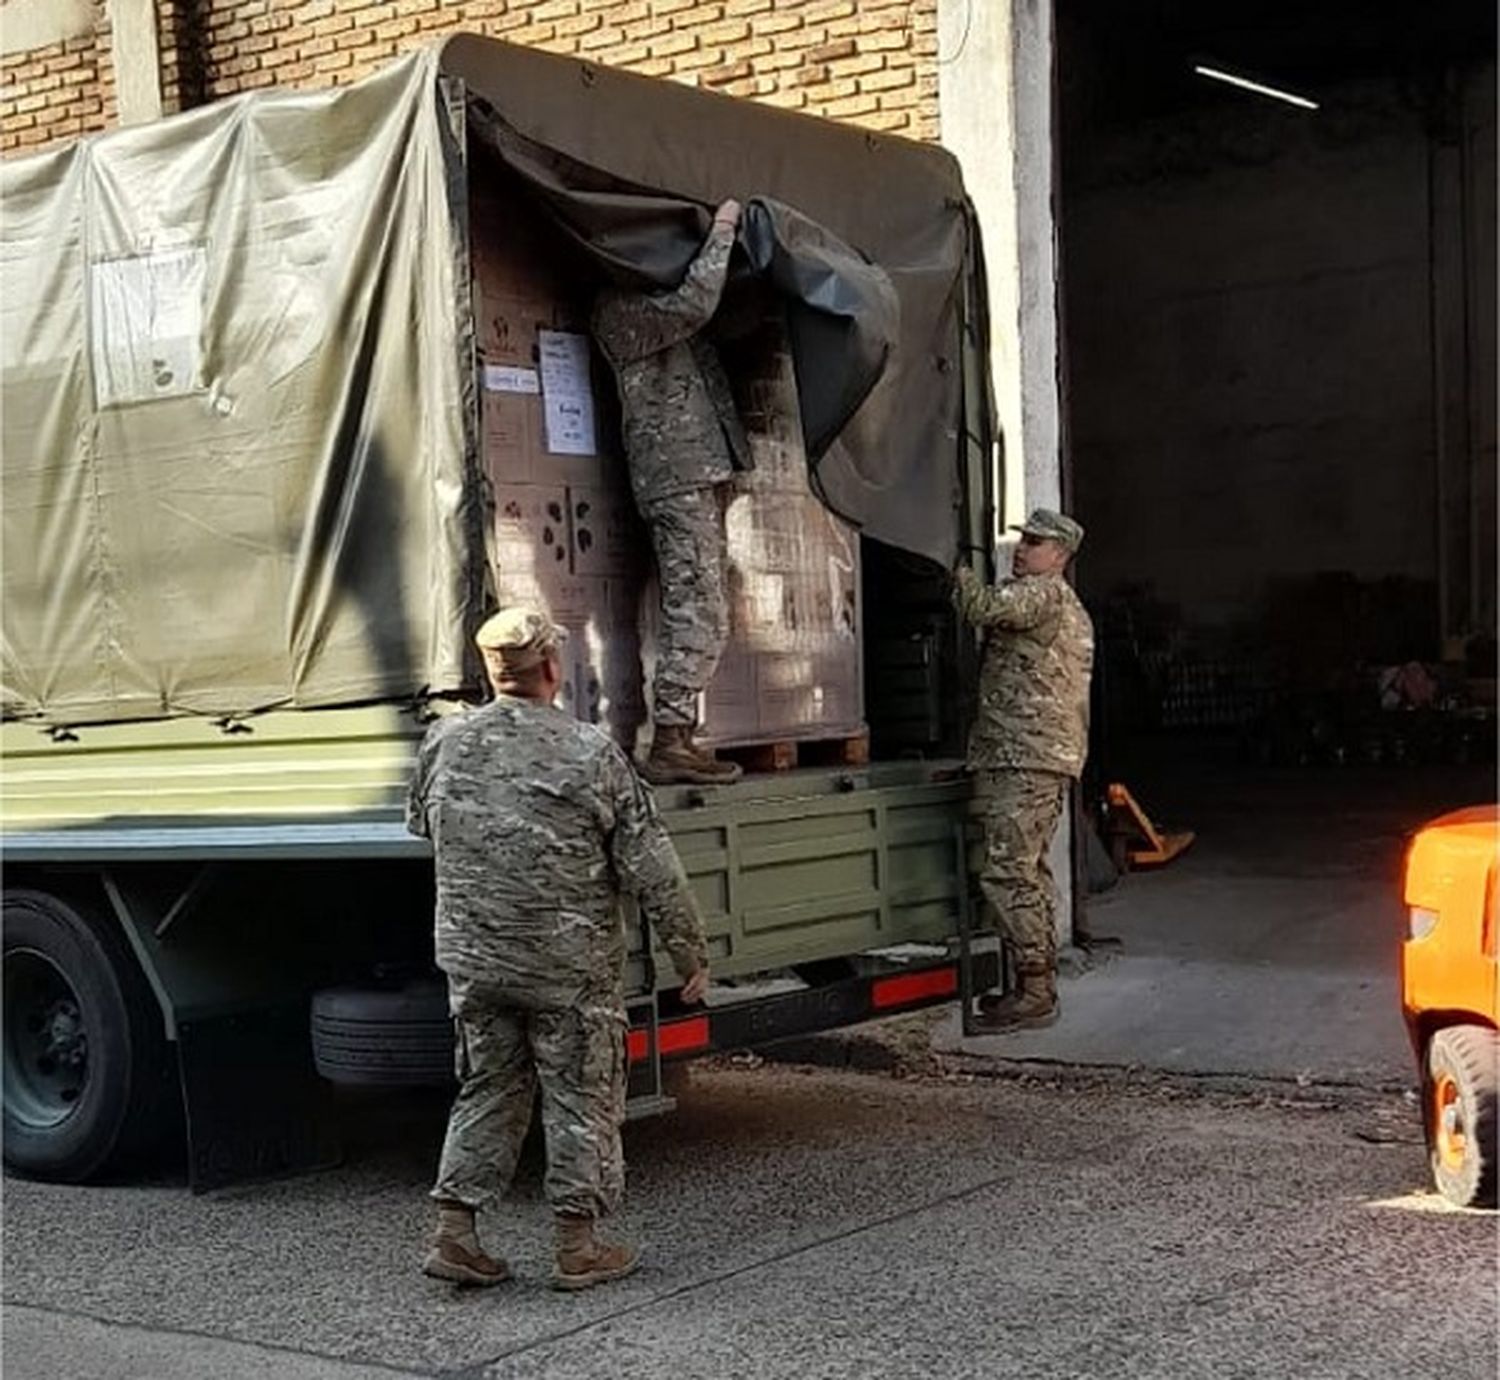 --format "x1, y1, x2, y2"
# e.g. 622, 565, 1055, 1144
569, 485, 644, 579
572, 641, 606, 728
491, 483, 569, 592
476, 292, 549, 365
598, 615, 648, 751
745, 444, 807, 495
738, 405, 807, 494
481, 388, 541, 485
482, 365, 624, 491
699, 649, 761, 743
471, 193, 863, 750
739, 495, 807, 576
542, 575, 608, 632
530, 442, 620, 492
571, 624, 646, 748
809, 663, 862, 731
758, 684, 818, 733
